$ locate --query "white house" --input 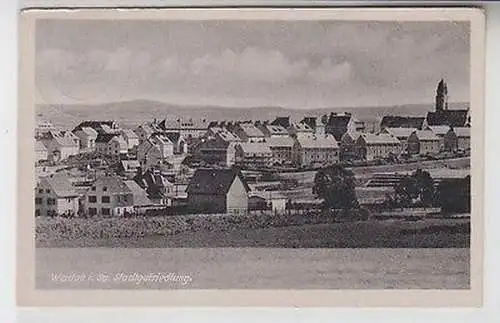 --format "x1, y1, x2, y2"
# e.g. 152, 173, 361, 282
136, 133, 174, 169
73, 127, 98, 150
380, 127, 417, 153
234, 142, 273, 167
83, 175, 136, 217
339, 131, 363, 161
407, 130, 441, 155
40, 130, 80, 162
293, 134, 339, 167
120, 128, 140, 150
355, 134, 402, 161
35, 173, 80, 217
